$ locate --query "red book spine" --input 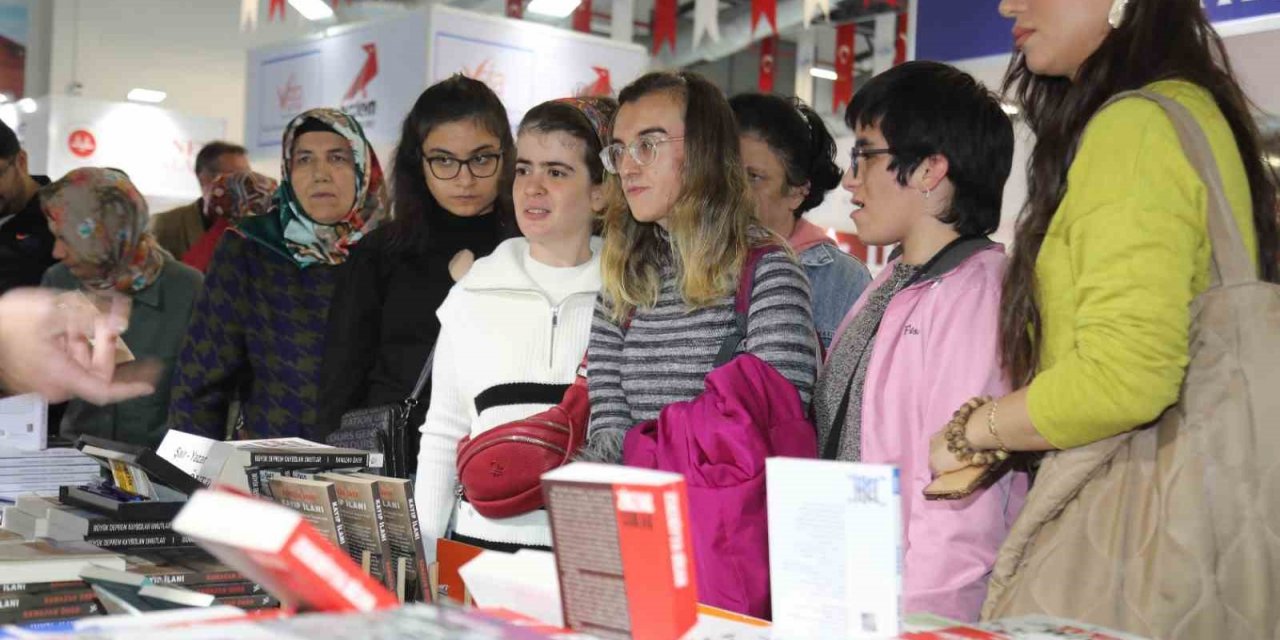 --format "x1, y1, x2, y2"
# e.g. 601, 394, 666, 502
214, 521, 400, 613
613, 482, 697, 640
